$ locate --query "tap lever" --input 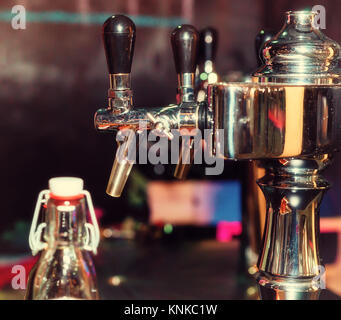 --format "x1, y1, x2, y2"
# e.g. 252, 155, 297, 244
171, 25, 199, 102
171, 24, 199, 75
146, 113, 174, 140
102, 15, 136, 113
101, 15, 137, 197
102, 15, 136, 75
171, 25, 199, 179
